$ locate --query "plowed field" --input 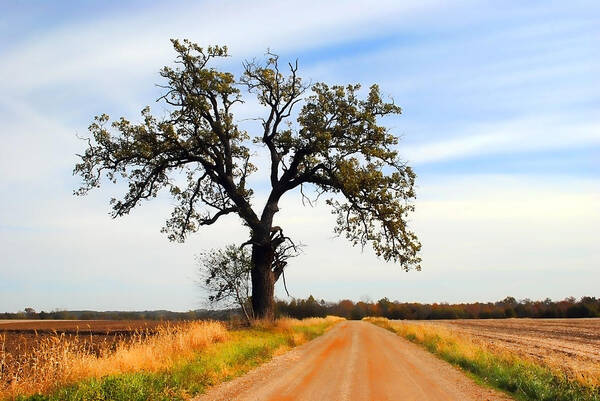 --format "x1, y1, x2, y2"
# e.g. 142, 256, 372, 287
398, 318, 600, 381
